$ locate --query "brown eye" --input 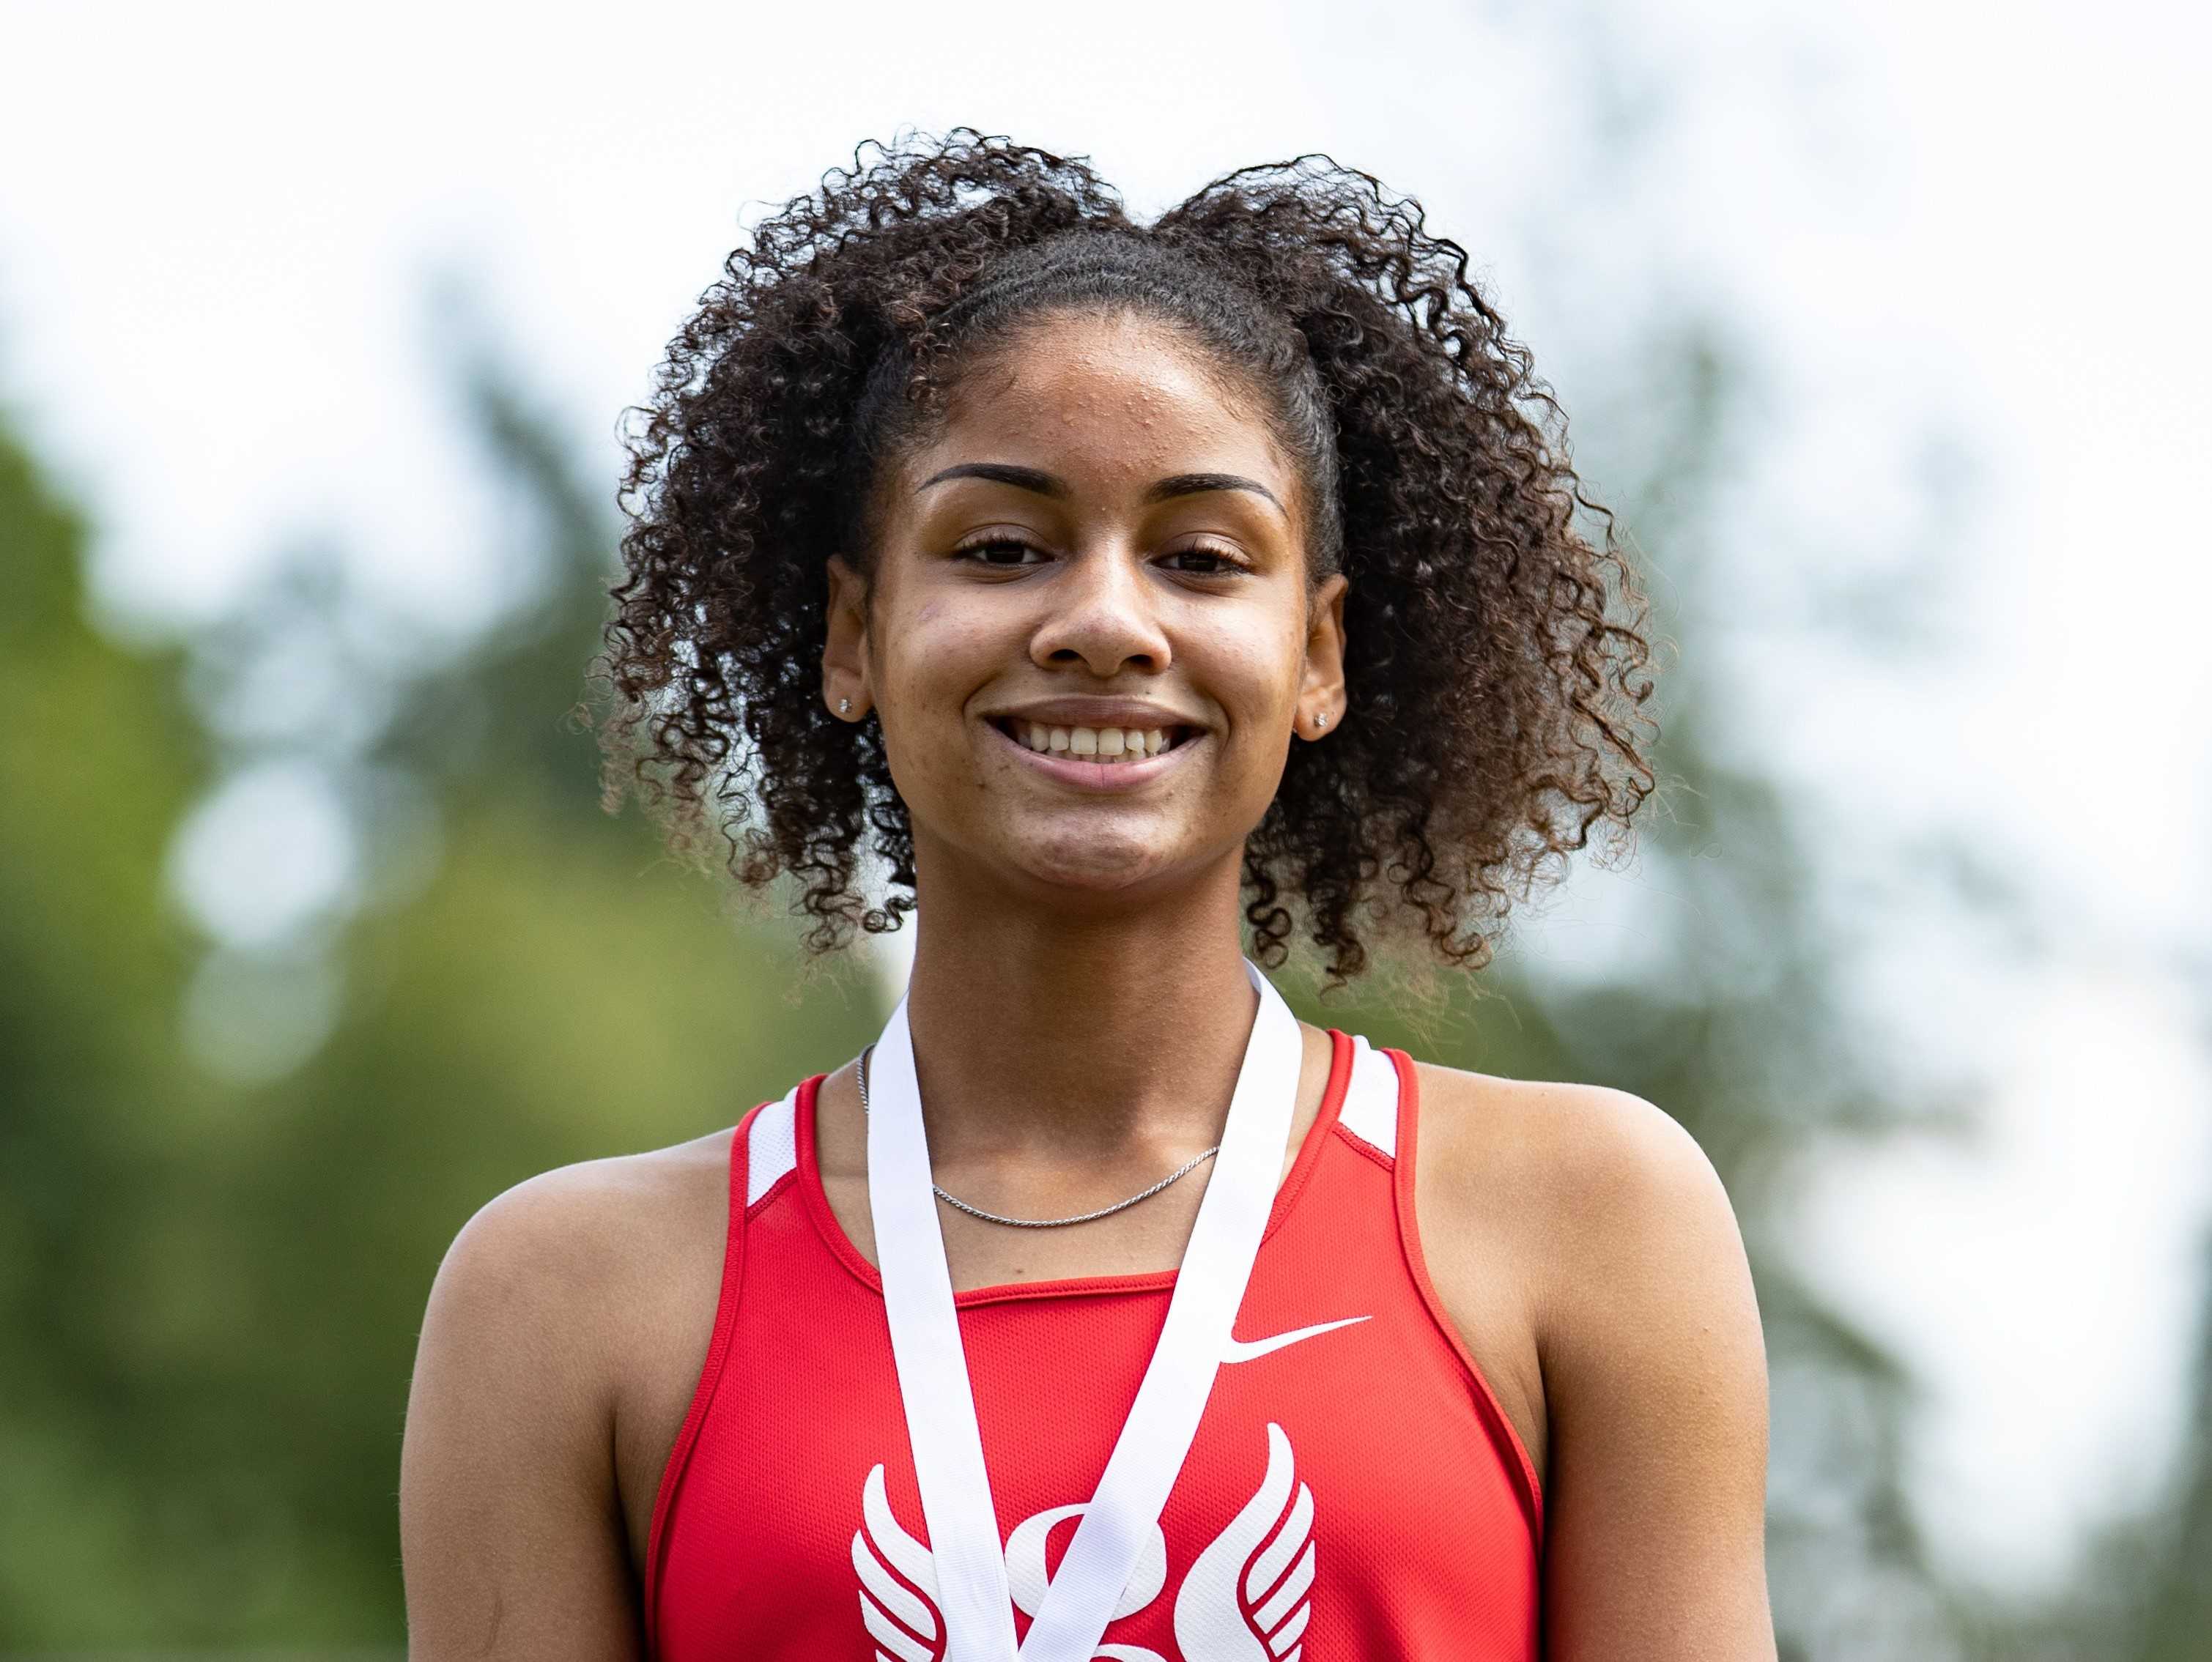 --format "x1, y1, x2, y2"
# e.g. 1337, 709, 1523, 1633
955, 537, 1046, 568
1161, 544, 1248, 576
